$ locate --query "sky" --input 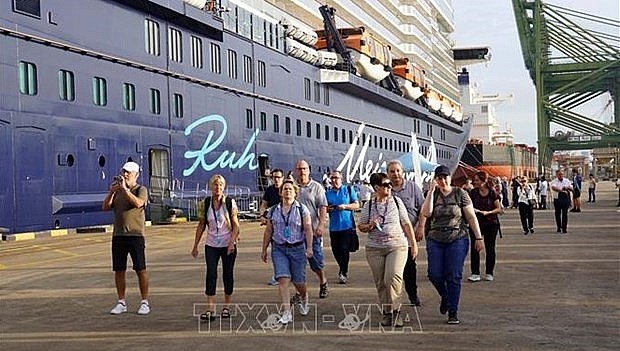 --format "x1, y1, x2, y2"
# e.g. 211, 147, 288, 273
452, 0, 619, 147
